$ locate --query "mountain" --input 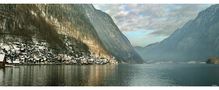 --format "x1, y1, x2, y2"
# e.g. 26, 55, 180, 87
82, 5, 143, 63
0, 4, 143, 64
136, 4, 219, 62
